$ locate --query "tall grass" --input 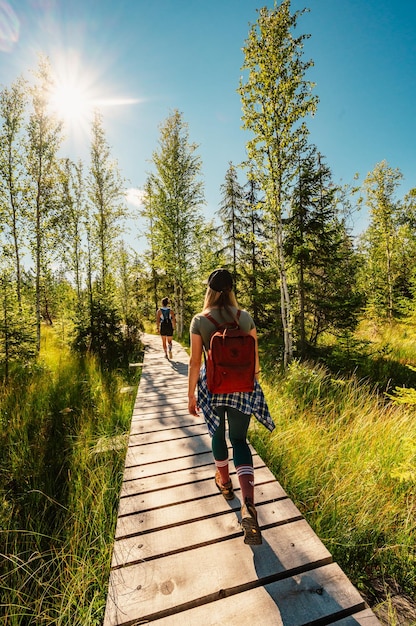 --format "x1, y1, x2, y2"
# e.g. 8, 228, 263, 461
0, 326, 139, 625
250, 359, 416, 607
